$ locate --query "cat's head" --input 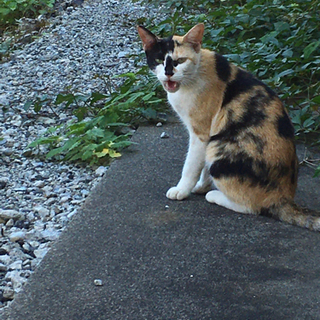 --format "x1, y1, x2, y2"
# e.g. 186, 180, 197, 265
137, 24, 204, 93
